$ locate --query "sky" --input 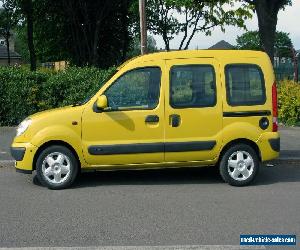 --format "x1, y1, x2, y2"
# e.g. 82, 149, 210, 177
152, 1, 300, 50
